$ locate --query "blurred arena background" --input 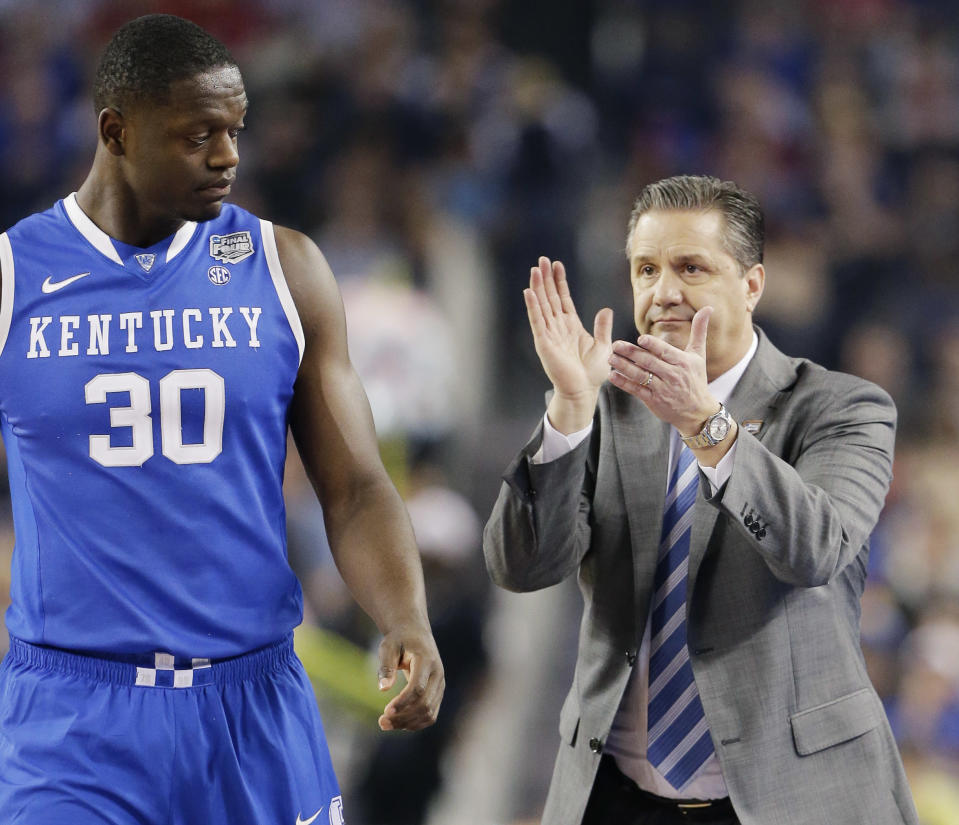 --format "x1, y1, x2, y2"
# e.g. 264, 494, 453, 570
0, 0, 957, 822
